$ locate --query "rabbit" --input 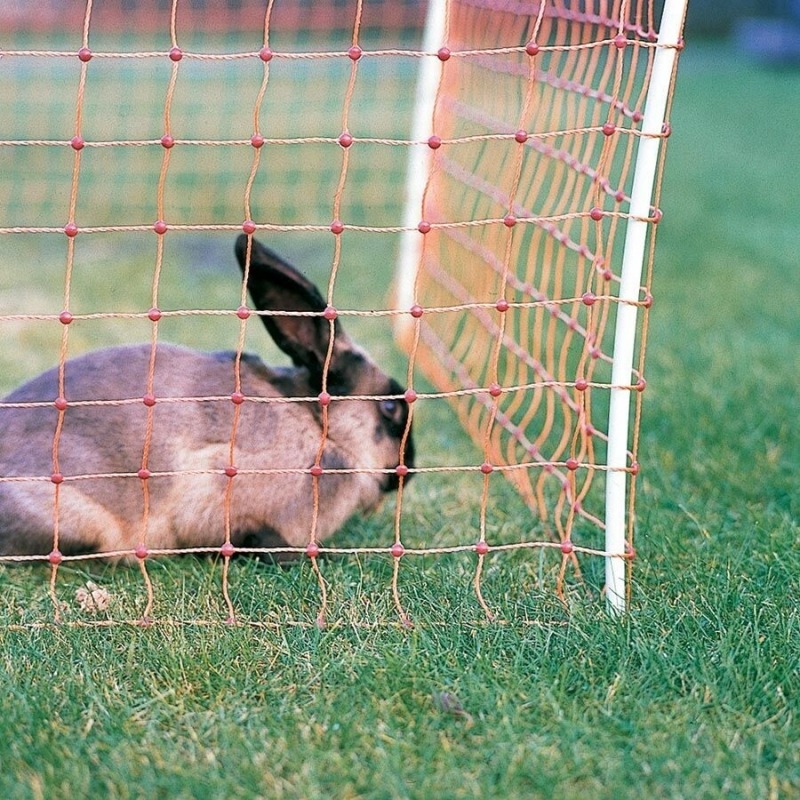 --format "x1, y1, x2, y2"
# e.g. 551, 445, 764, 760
0, 234, 414, 560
